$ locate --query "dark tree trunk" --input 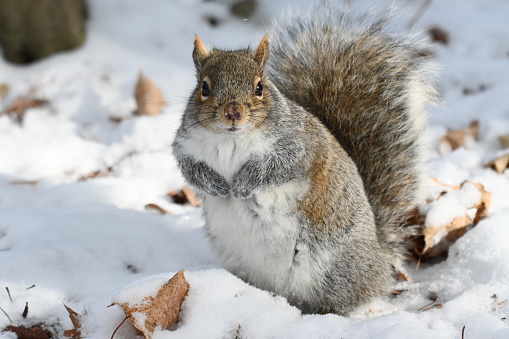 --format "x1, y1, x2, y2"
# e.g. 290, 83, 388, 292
0, 0, 87, 64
